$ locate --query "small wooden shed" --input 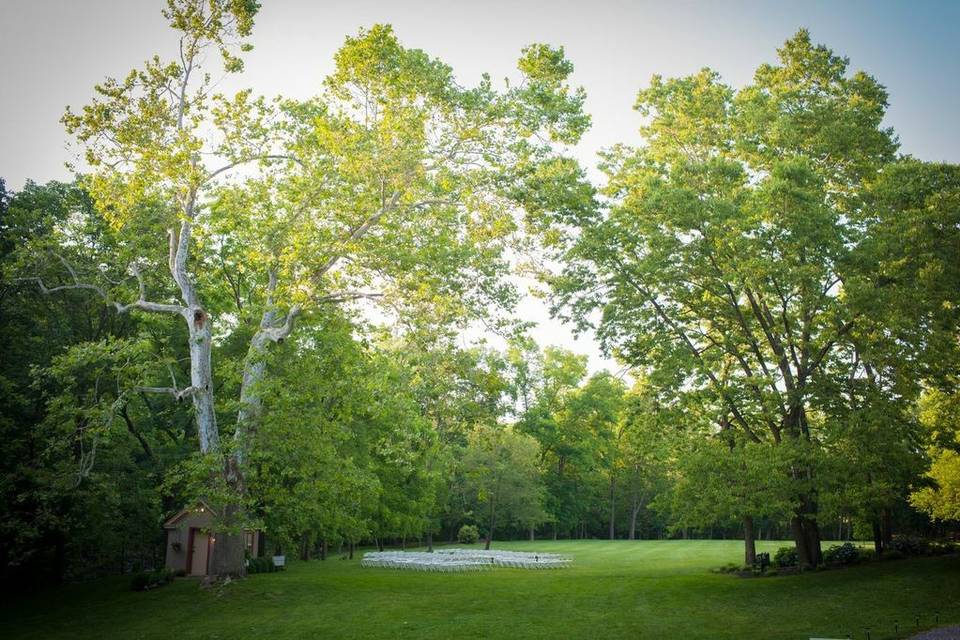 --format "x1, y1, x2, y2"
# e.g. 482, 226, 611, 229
163, 501, 260, 576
